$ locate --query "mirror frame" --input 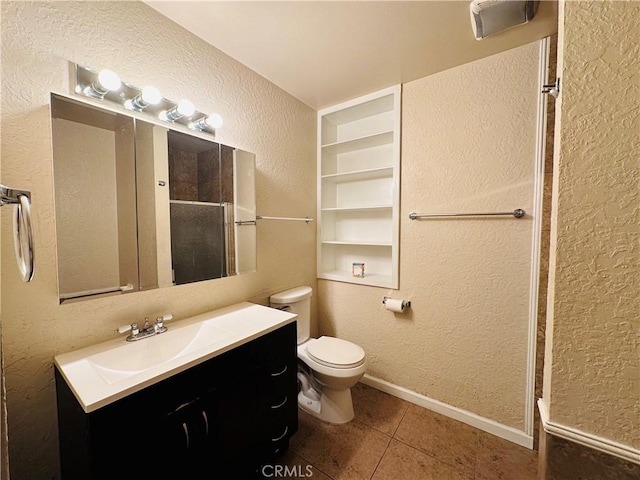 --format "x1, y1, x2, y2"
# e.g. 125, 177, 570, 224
50, 93, 256, 304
